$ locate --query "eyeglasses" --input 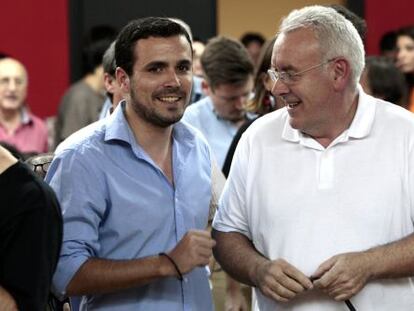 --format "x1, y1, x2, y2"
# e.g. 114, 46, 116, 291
32, 161, 51, 174
267, 58, 336, 85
